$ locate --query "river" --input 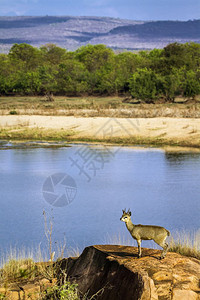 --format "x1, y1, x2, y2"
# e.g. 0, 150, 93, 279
0, 143, 200, 257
